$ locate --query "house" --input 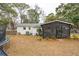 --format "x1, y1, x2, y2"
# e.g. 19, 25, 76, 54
16, 23, 41, 35
41, 20, 74, 38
